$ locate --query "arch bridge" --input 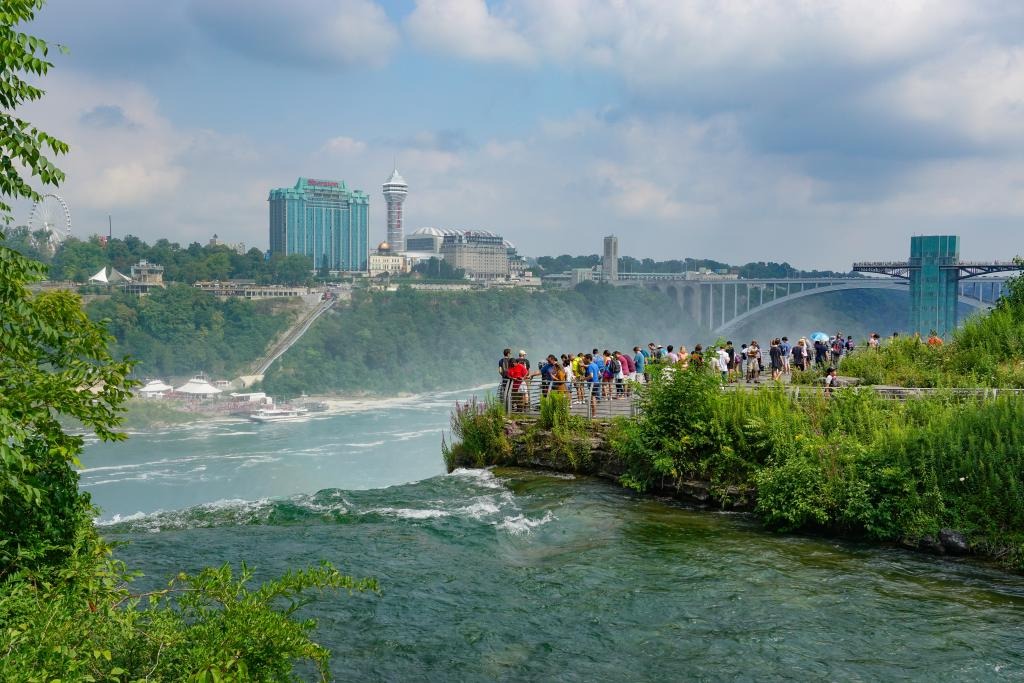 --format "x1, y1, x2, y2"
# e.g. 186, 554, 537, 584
616, 275, 1010, 336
